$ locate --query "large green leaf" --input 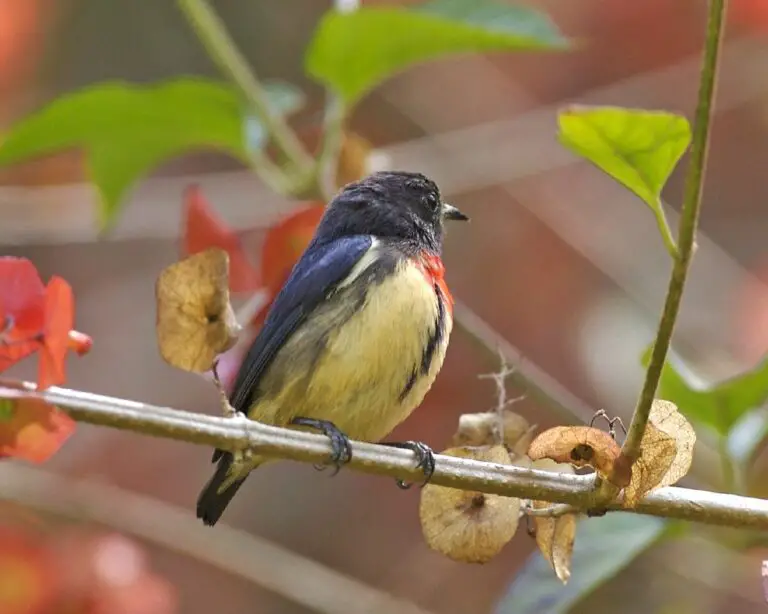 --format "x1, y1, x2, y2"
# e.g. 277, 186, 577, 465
306, 0, 568, 104
558, 106, 690, 218
495, 515, 667, 614
645, 348, 768, 435
0, 78, 303, 227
